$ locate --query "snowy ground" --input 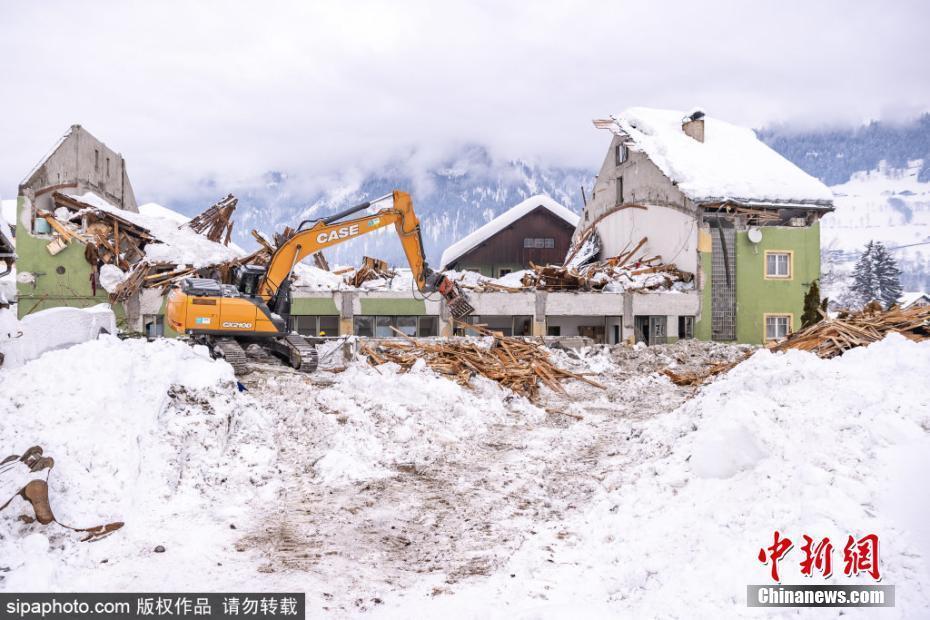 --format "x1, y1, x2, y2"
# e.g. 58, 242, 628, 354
1, 335, 929, 618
